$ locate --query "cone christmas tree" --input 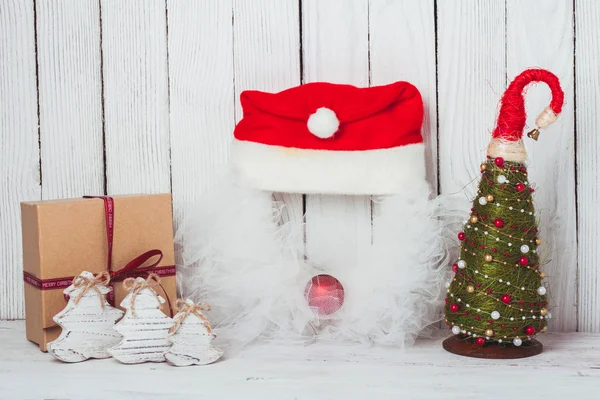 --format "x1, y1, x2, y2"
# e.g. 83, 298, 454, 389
443, 69, 564, 355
